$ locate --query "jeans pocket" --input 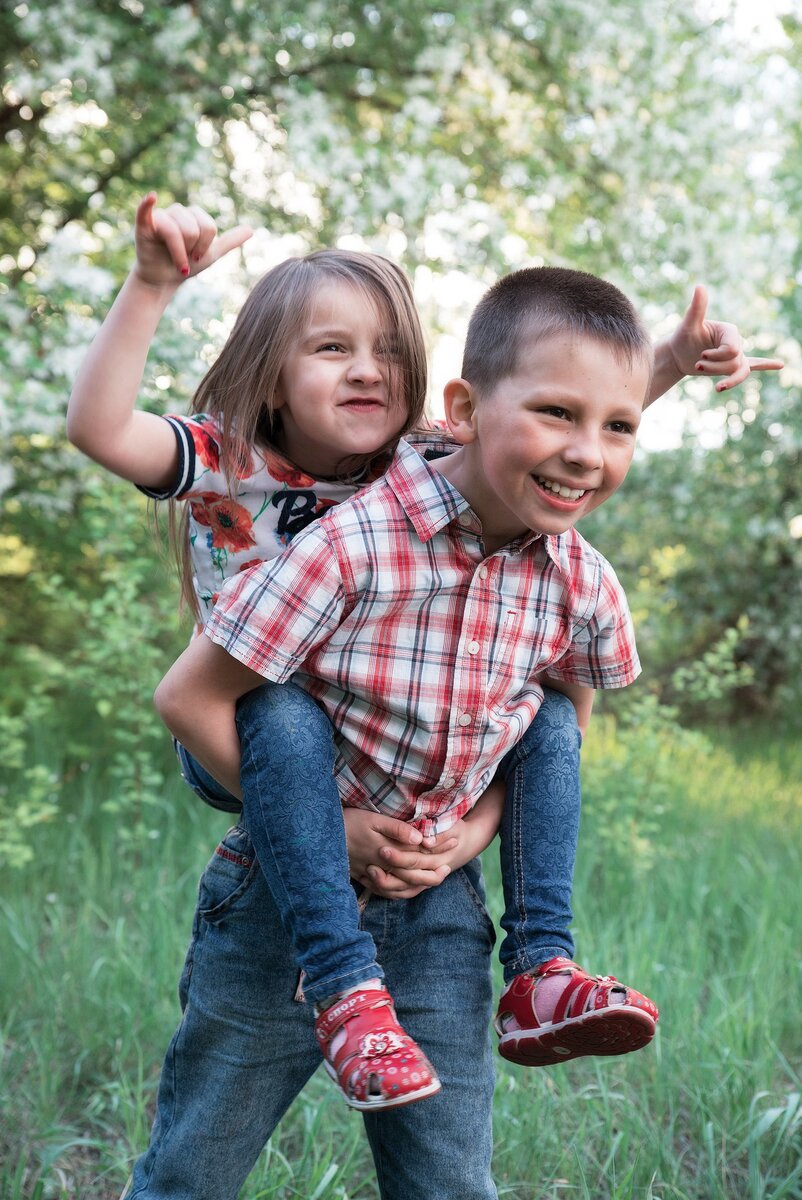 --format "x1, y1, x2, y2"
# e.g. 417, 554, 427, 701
455, 860, 497, 949
198, 826, 258, 921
